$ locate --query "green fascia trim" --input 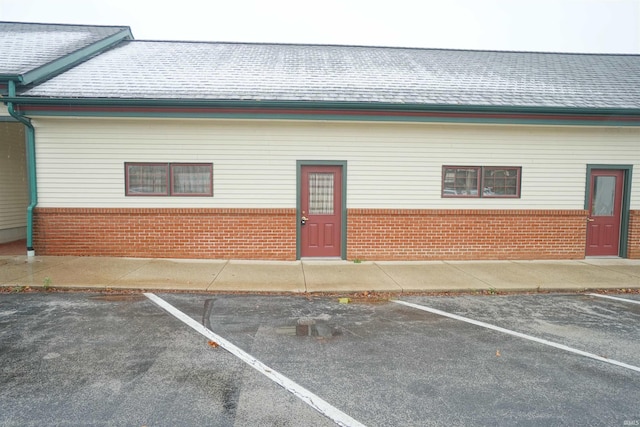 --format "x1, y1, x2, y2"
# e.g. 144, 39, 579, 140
296, 160, 348, 260
16, 109, 640, 126
6, 96, 640, 116
584, 164, 634, 258
7, 95, 640, 125
17, 29, 133, 85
